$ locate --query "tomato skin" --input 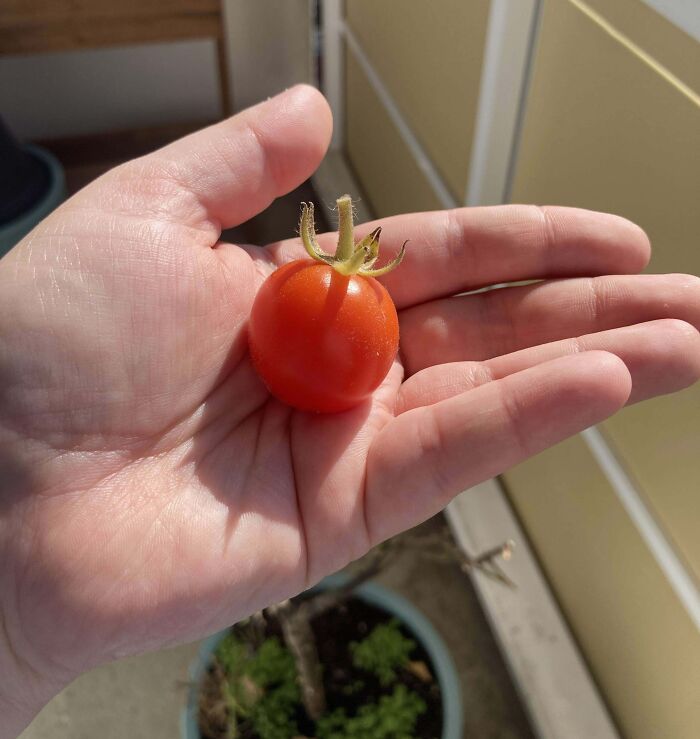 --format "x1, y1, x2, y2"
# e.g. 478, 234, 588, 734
248, 259, 399, 413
